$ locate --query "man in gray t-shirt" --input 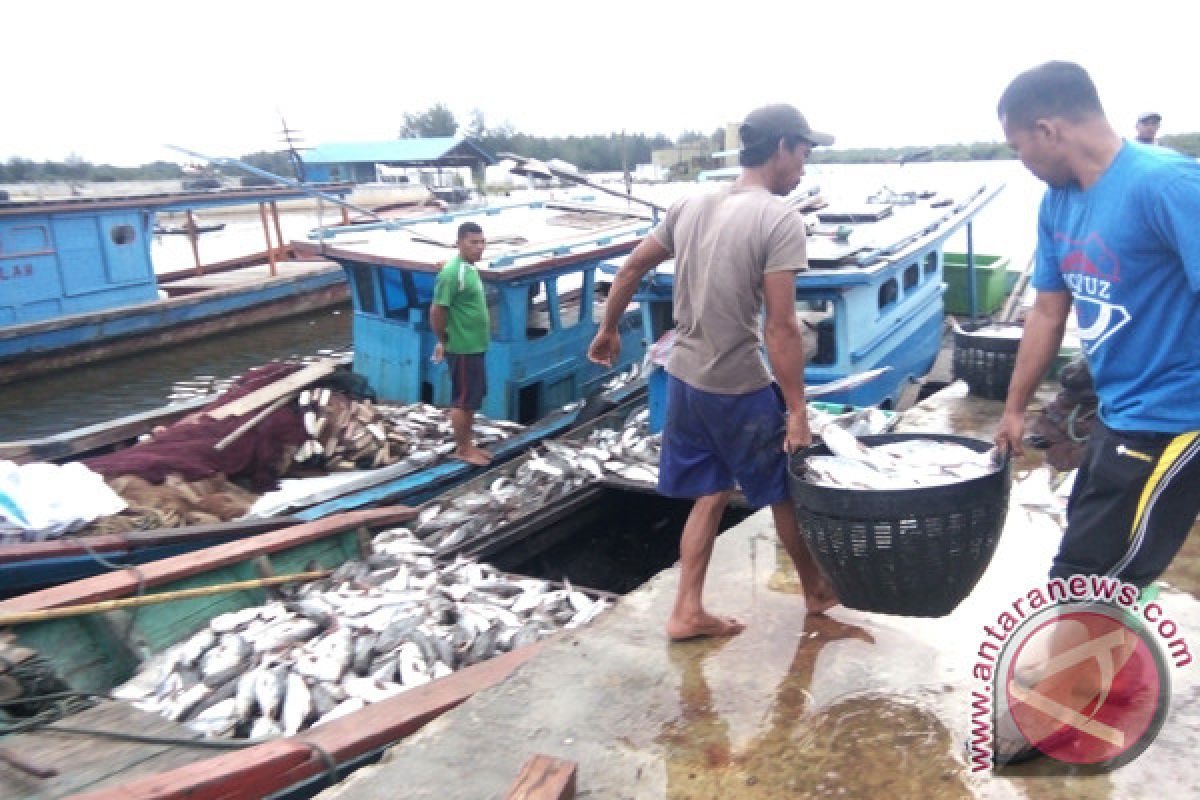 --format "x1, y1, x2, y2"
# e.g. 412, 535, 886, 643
589, 103, 839, 640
